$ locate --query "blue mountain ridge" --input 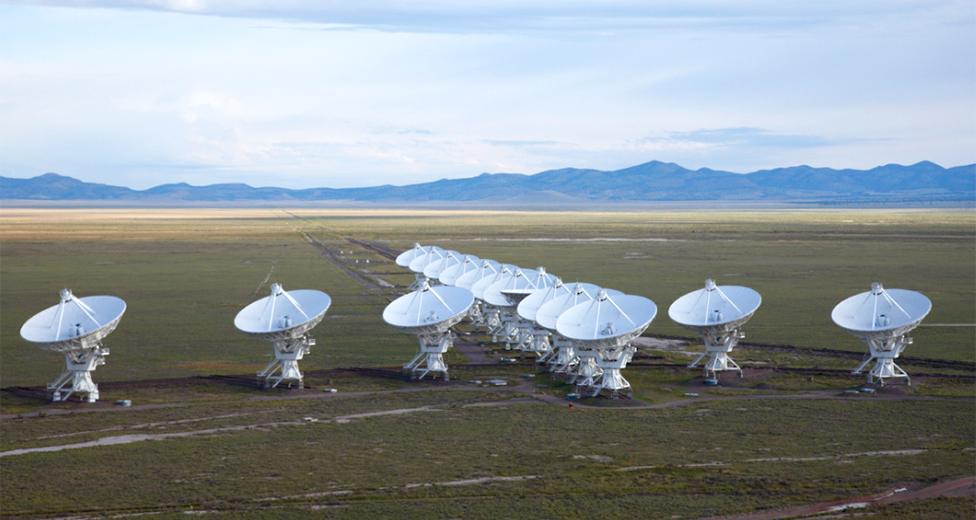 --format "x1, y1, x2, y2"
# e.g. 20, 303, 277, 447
1, 160, 973, 203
